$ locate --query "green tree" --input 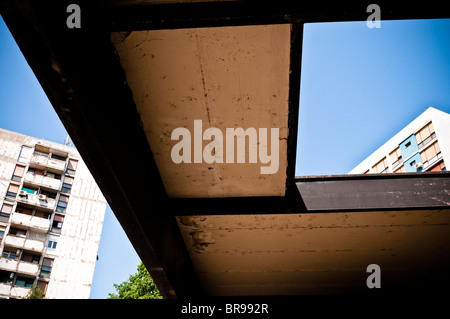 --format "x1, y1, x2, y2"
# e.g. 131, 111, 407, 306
108, 261, 162, 299
23, 284, 45, 299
